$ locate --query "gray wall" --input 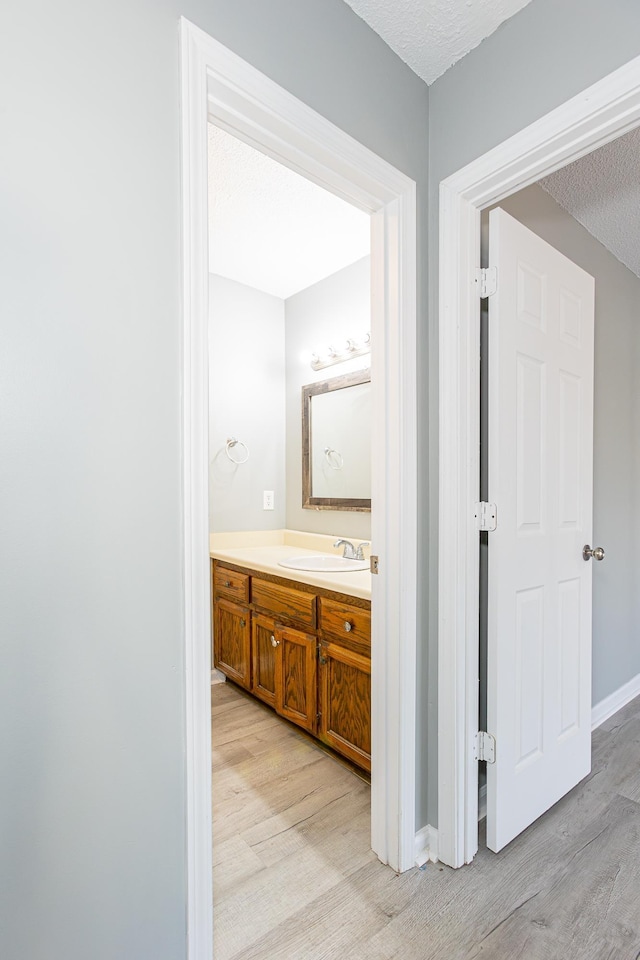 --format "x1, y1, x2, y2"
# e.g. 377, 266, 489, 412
0, 2, 428, 957
427, 0, 640, 828
489, 186, 640, 706
209, 260, 371, 539
285, 257, 372, 540
209, 275, 286, 532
